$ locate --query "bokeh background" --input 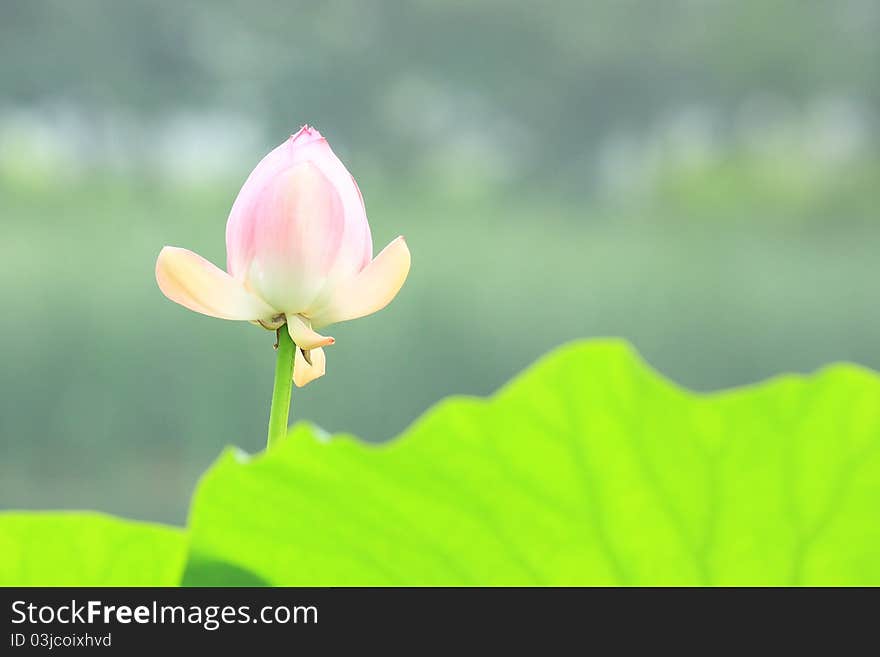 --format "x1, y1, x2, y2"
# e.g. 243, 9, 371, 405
1, 0, 878, 524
